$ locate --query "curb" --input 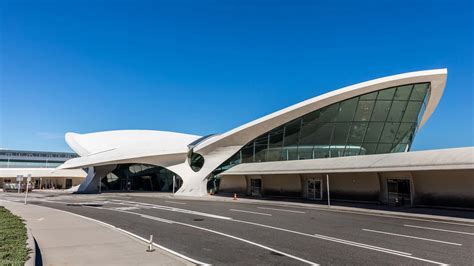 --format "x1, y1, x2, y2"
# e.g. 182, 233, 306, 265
25, 226, 37, 266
